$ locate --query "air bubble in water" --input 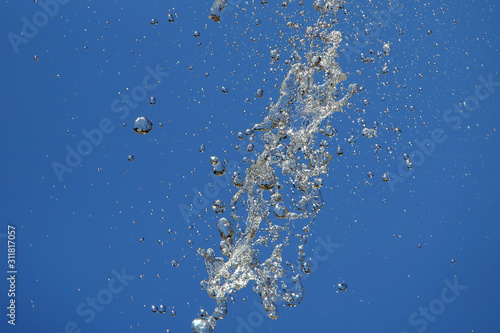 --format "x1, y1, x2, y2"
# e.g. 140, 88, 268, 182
134, 117, 153, 134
